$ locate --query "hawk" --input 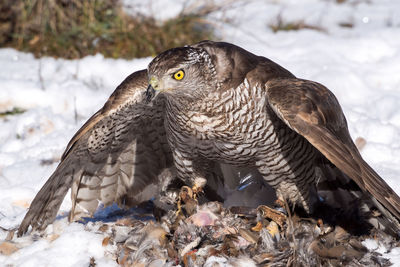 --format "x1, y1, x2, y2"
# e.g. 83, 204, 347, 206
18, 41, 400, 236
